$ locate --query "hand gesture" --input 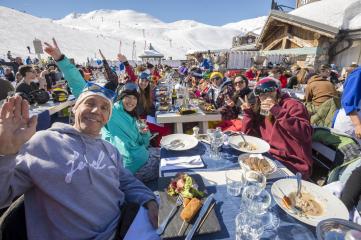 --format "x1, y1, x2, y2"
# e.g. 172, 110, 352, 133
117, 53, 127, 62
239, 95, 251, 110
44, 38, 62, 61
40, 69, 48, 79
0, 96, 37, 155
99, 49, 106, 60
